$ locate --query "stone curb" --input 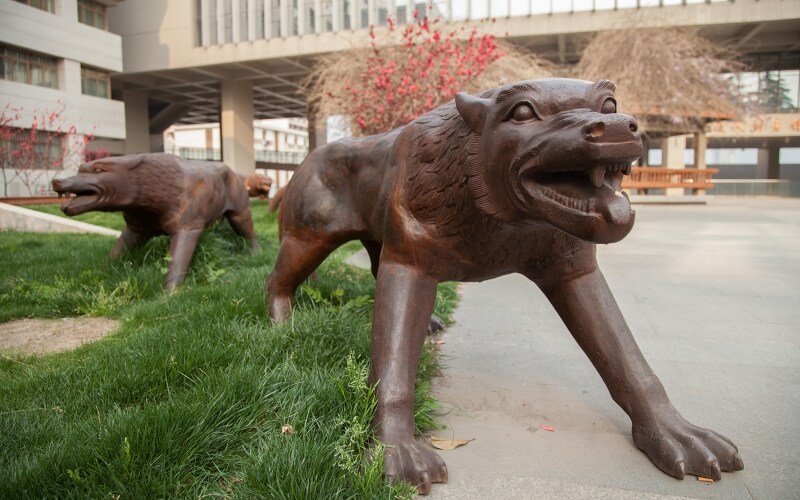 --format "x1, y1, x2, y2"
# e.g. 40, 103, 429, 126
0, 202, 121, 237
